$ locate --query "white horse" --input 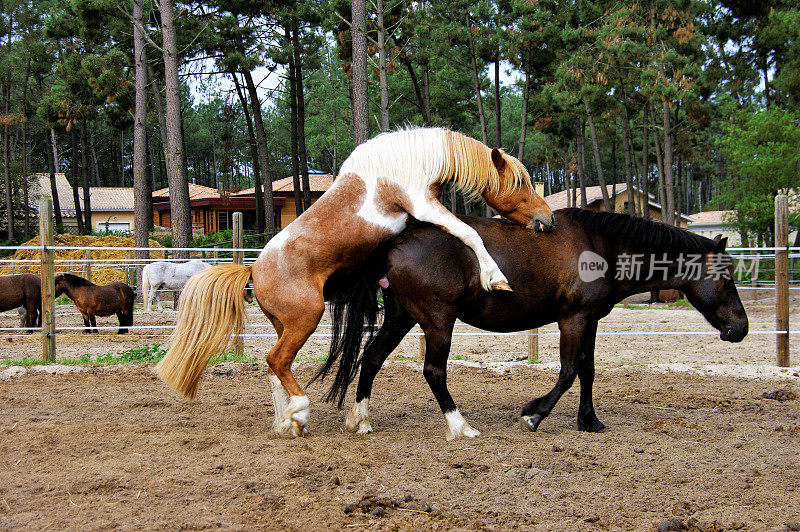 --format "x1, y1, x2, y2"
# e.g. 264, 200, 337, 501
142, 260, 211, 311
